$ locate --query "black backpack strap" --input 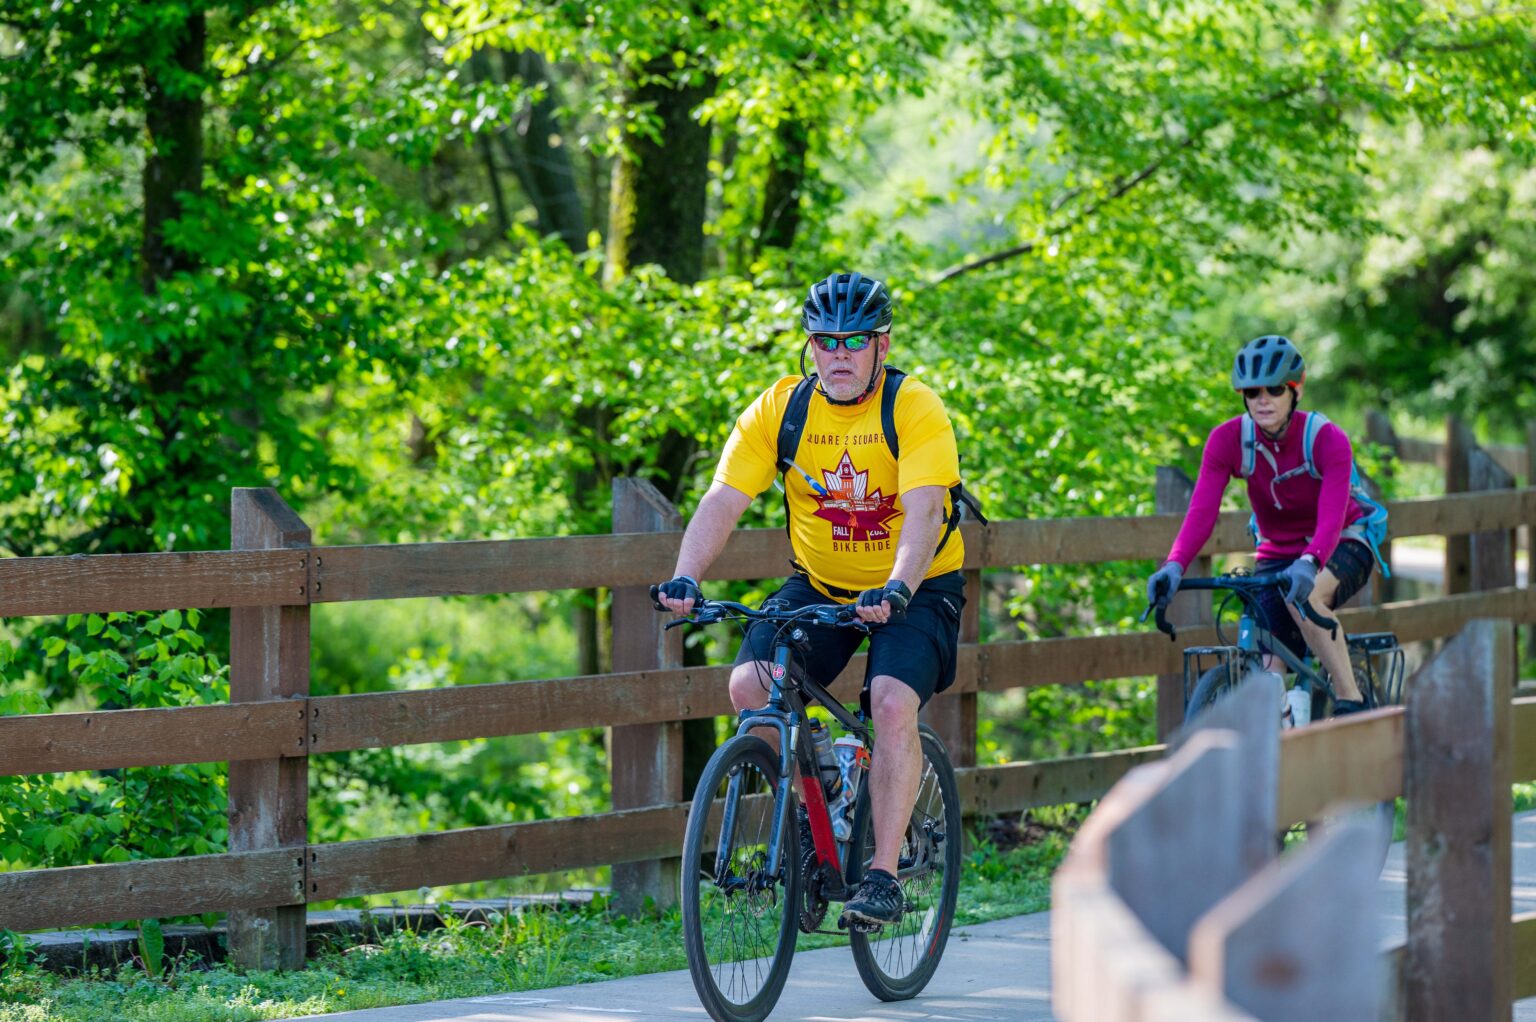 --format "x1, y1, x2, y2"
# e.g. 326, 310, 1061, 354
879, 366, 906, 461
776, 376, 819, 473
